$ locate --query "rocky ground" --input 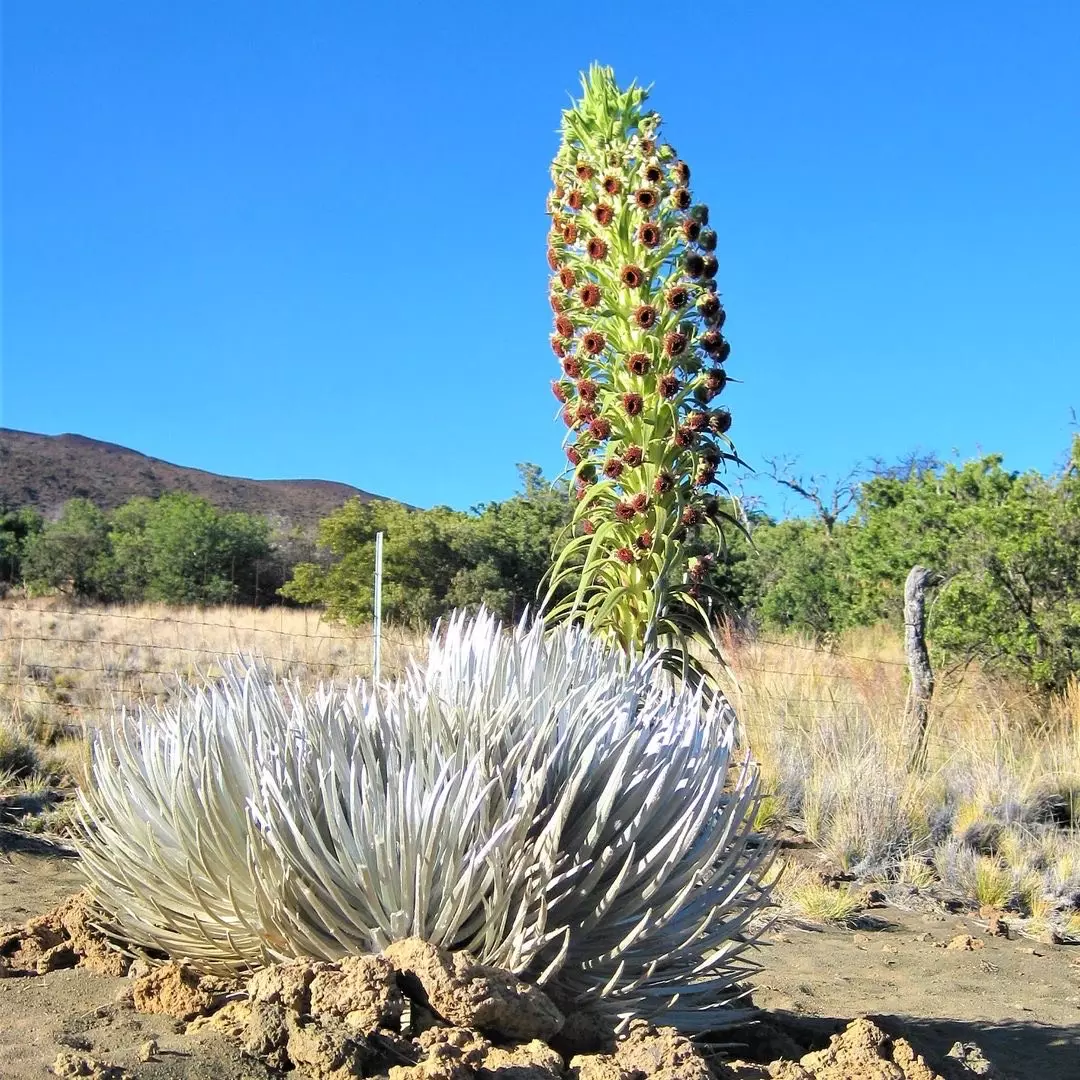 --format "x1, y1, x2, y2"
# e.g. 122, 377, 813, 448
2, 843, 1079, 1080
